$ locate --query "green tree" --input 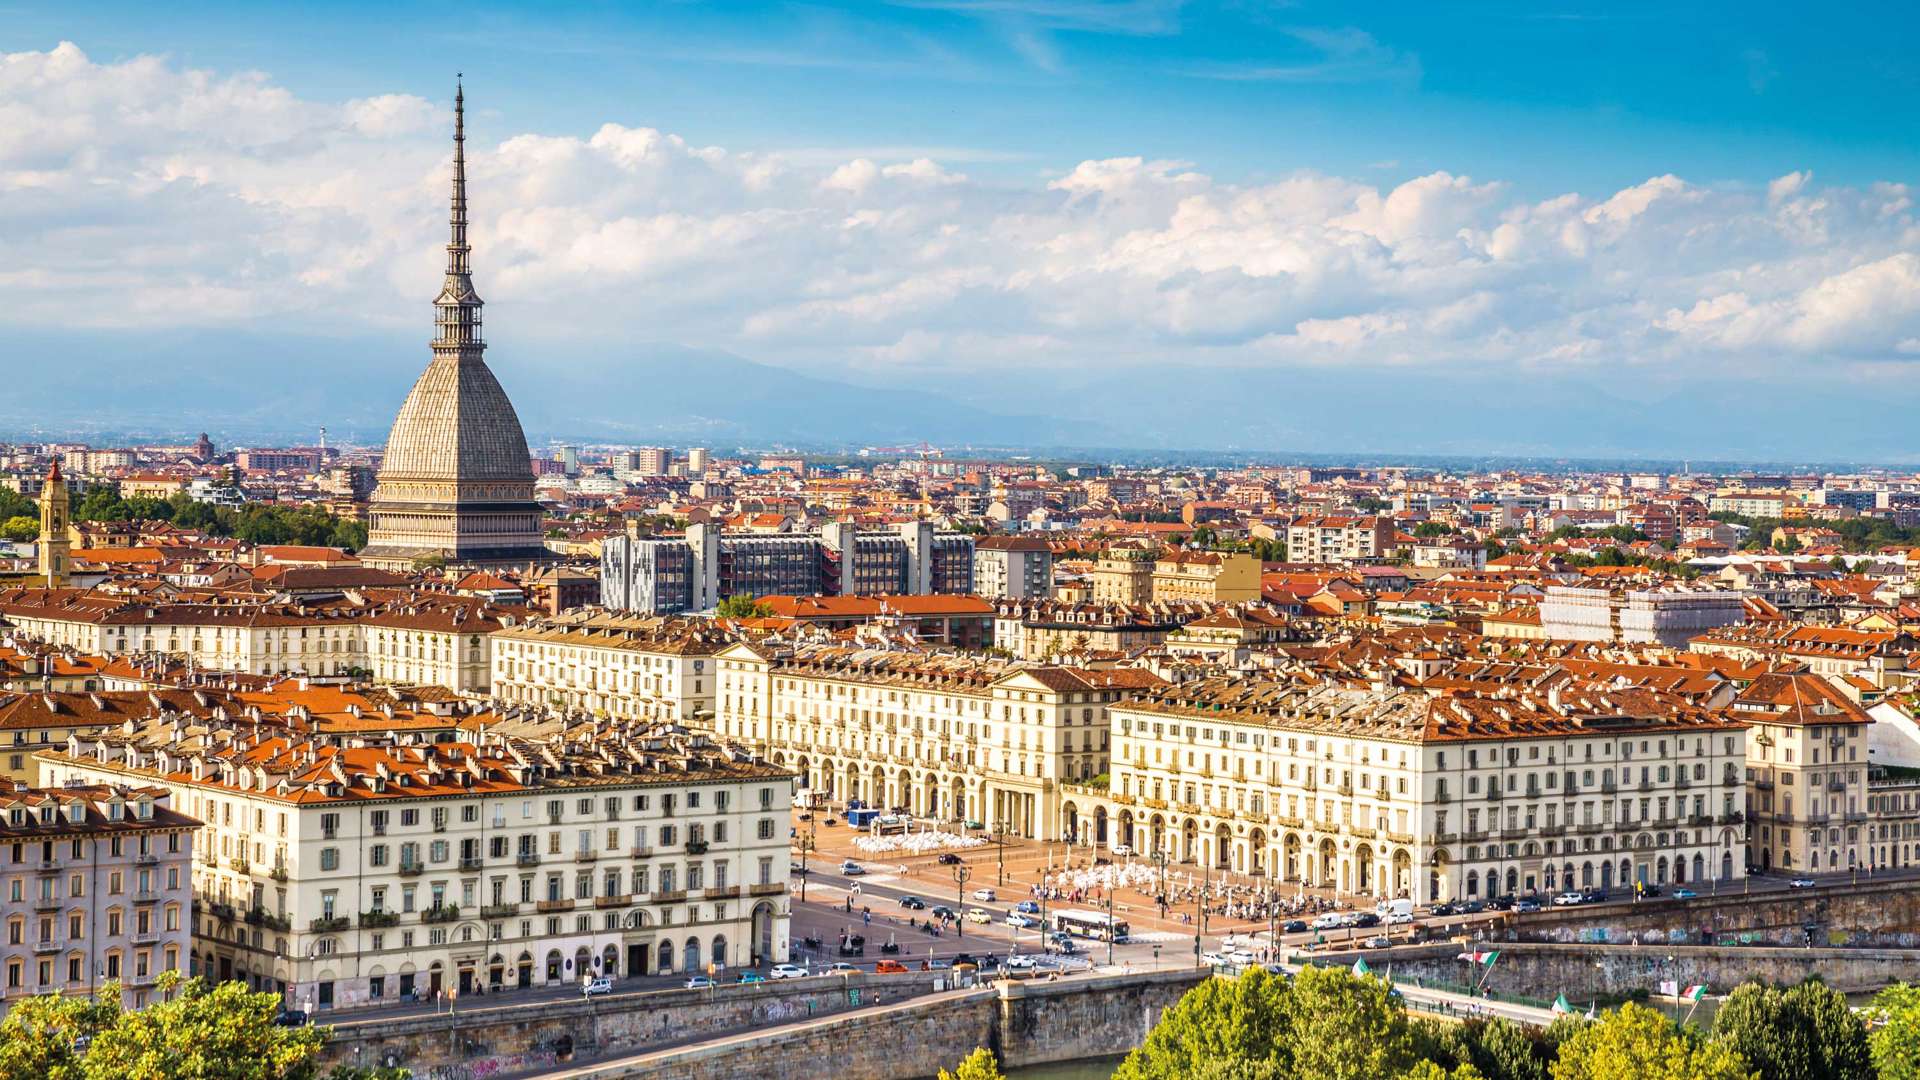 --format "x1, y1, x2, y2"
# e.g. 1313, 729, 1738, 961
0, 515, 36, 542
1869, 983, 1920, 1080
1283, 965, 1417, 1080
0, 980, 120, 1080
0, 488, 34, 523
411, 553, 448, 572
80, 971, 327, 1079
1413, 522, 1456, 538
1713, 981, 1870, 1080
716, 593, 774, 619
1115, 966, 1294, 1080
1464, 1017, 1552, 1080
1551, 1002, 1750, 1080
938, 1048, 1006, 1080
